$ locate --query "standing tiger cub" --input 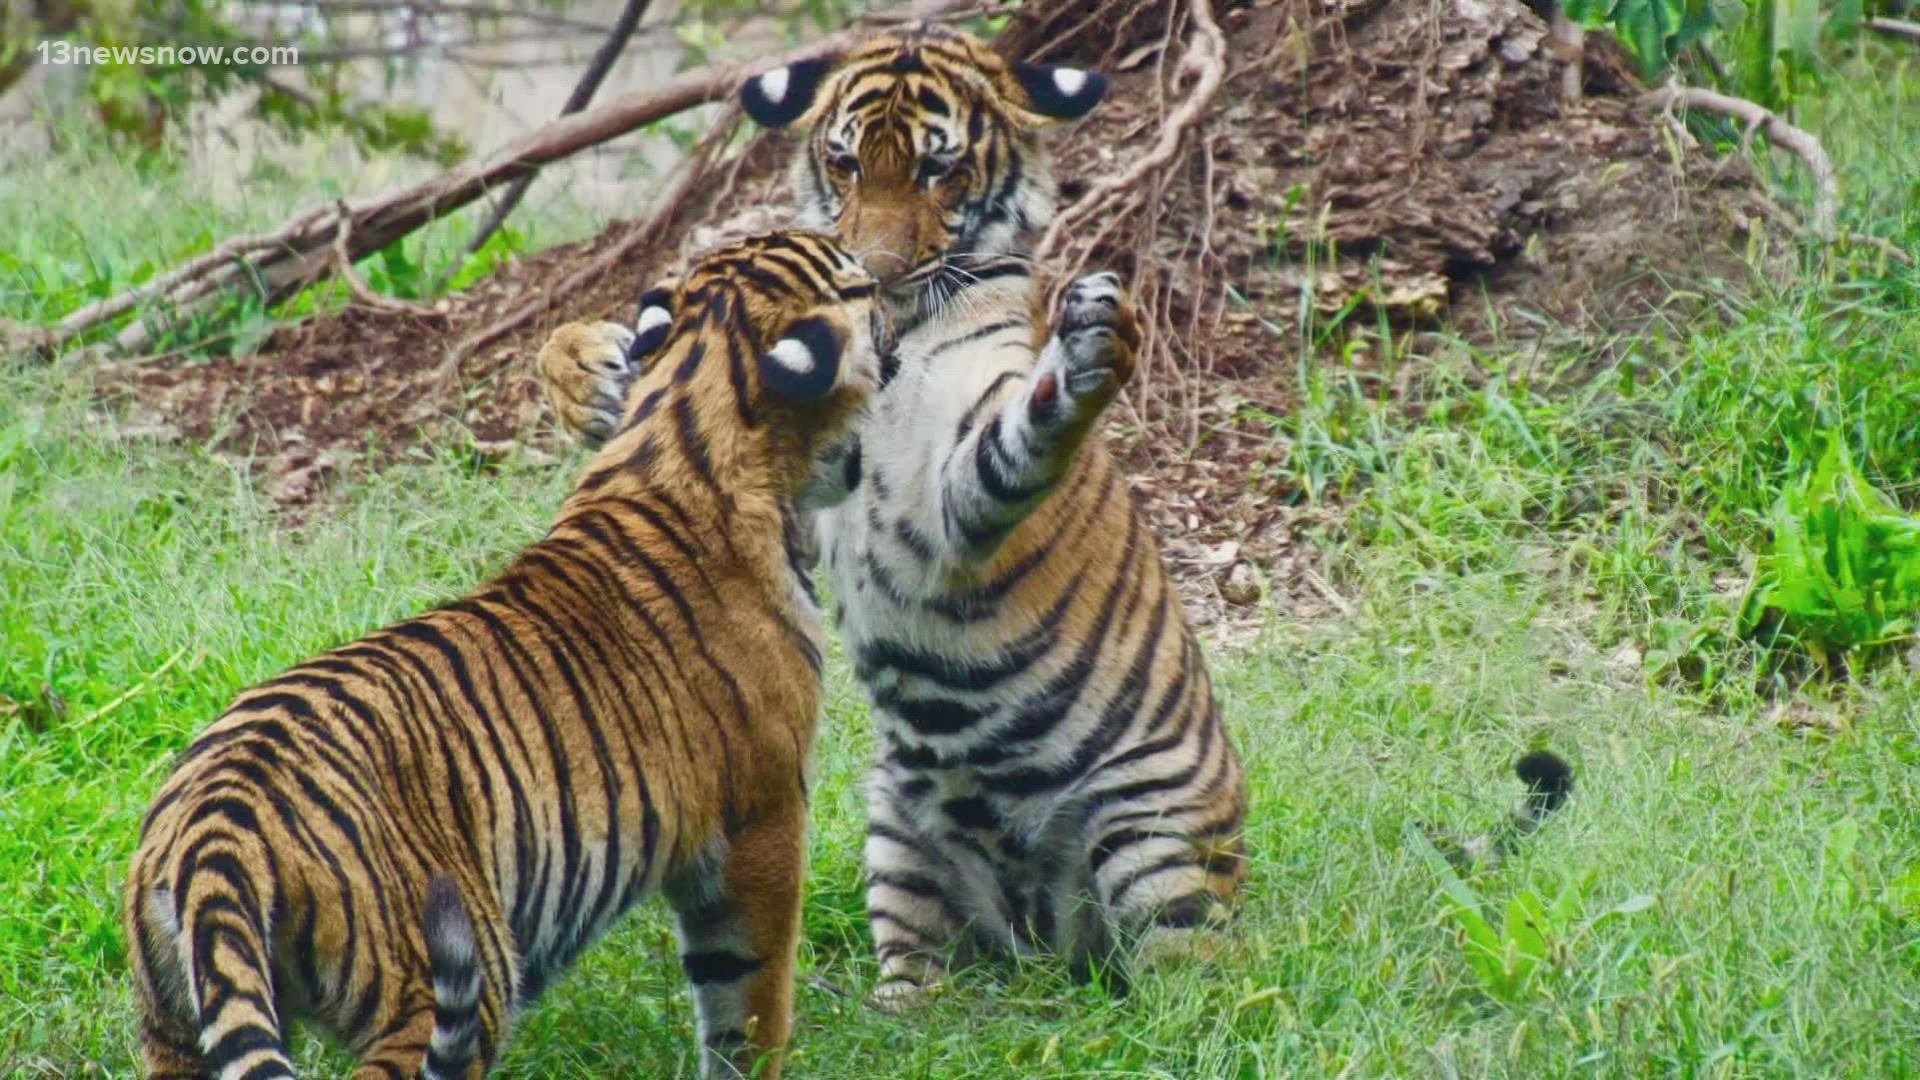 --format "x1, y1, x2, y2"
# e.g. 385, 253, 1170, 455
125, 232, 889, 1079
537, 24, 1249, 1007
